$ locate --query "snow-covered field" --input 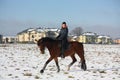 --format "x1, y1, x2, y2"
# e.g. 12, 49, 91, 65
0, 44, 120, 80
